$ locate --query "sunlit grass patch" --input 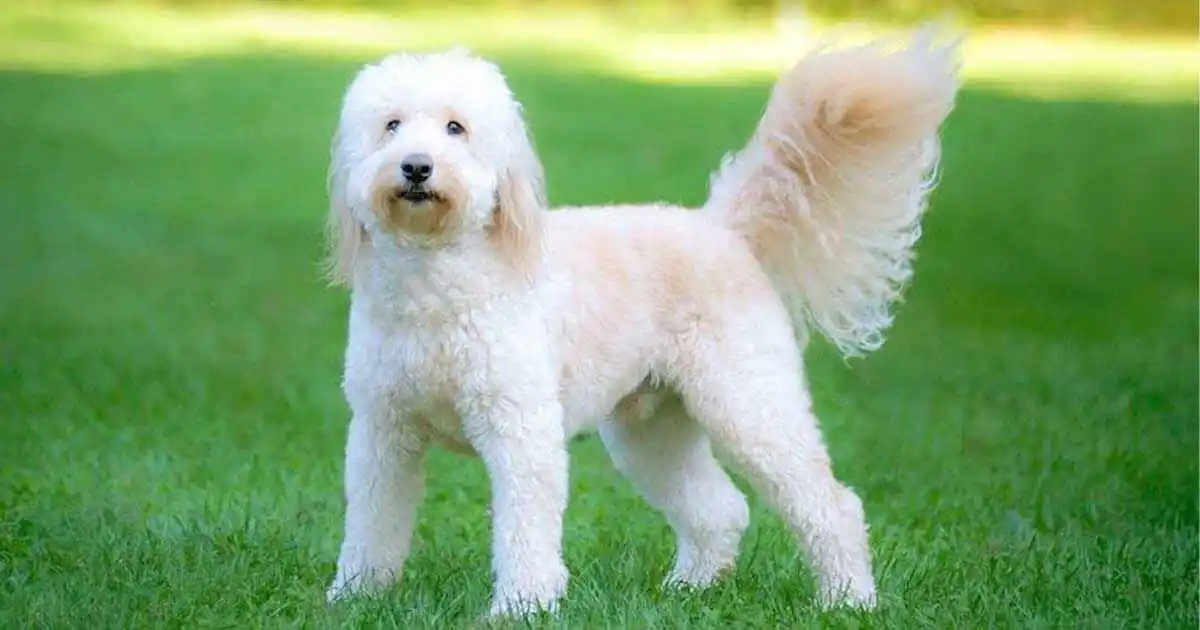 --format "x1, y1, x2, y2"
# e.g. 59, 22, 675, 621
1, 2, 1196, 101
